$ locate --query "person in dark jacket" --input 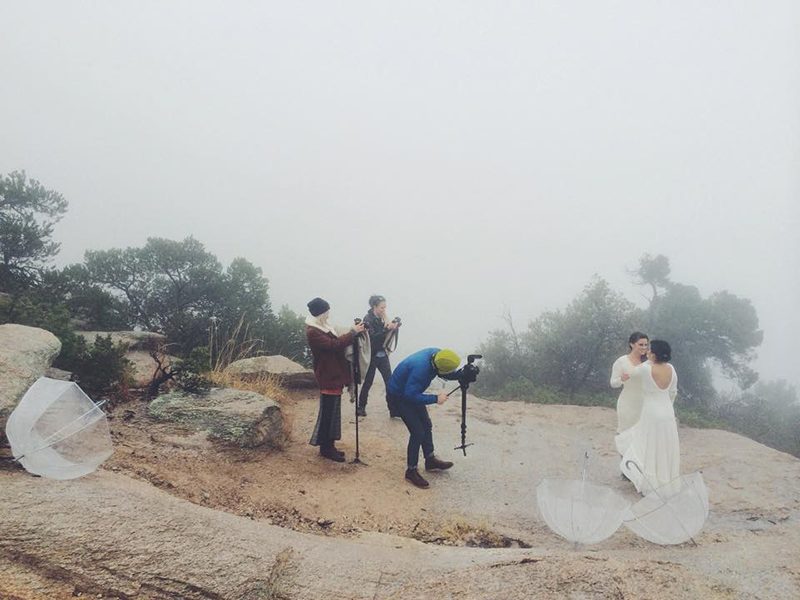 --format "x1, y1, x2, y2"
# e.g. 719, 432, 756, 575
357, 294, 400, 417
306, 297, 365, 462
387, 347, 462, 488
